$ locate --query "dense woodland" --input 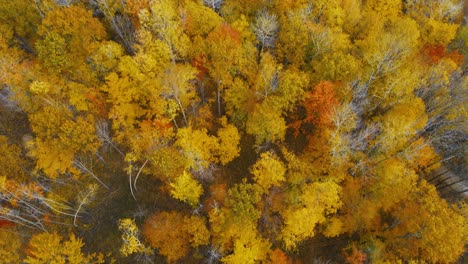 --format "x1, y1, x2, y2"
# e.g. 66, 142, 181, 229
0, 0, 467, 263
